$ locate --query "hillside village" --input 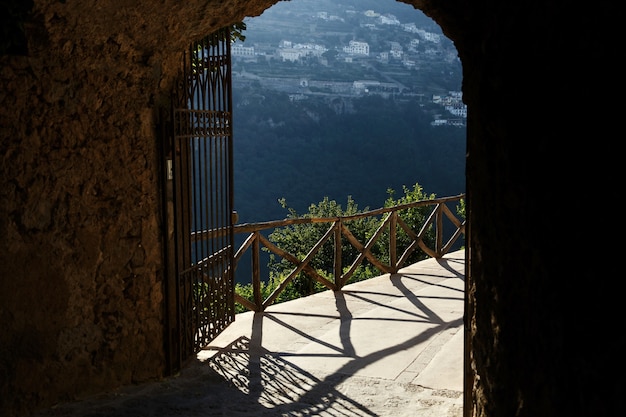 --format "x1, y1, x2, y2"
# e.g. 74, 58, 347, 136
230, 4, 466, 127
